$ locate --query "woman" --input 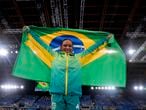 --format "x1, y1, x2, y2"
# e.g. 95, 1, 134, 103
49, 37, 110, 110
